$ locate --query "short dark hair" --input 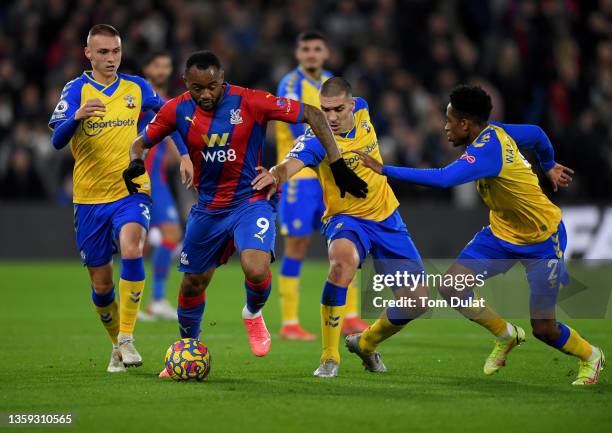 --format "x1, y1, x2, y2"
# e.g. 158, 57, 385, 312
185, 50, 222, 72
143, 50, 171, 67
320, 77, 352, 98
449, 84, 492, 123
296, 30, 327, 45
87, 24, 120, 43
